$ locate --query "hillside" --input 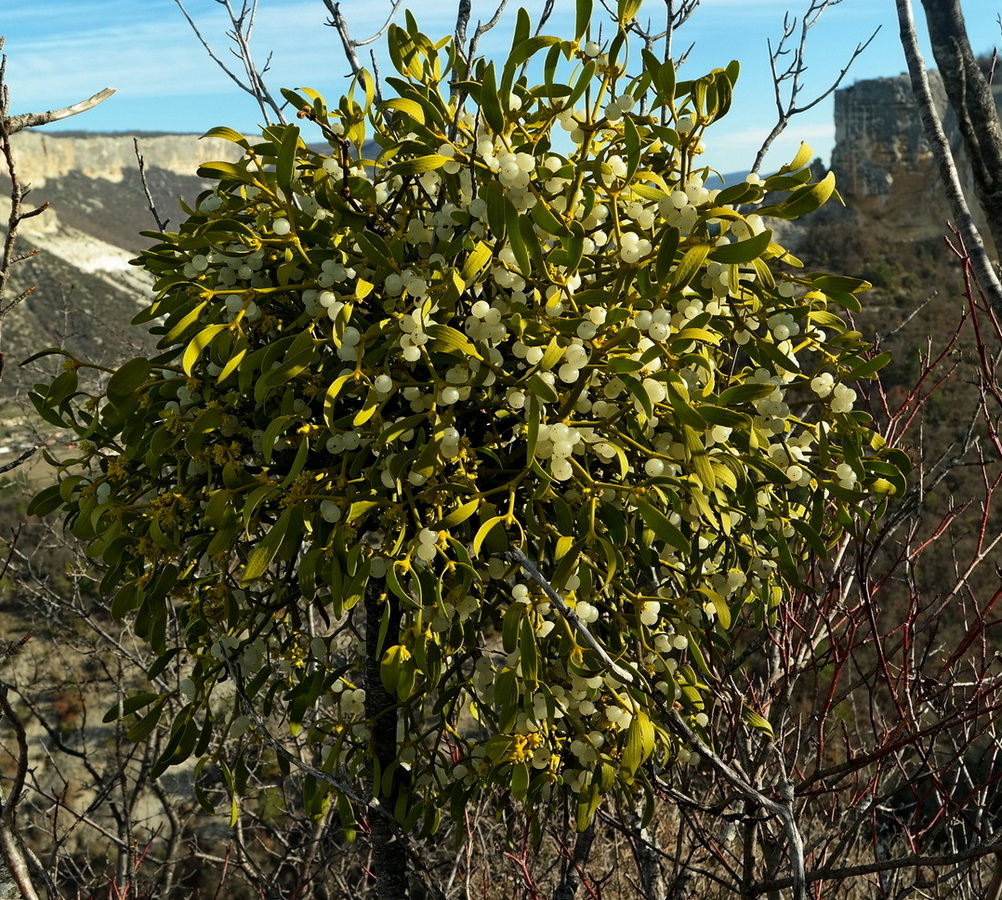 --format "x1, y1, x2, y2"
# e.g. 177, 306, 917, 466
0, 132, 242, 398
